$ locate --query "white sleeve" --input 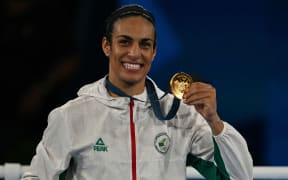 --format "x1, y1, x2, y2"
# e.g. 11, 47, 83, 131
21, 108, 73, 180
213, 121, 253, 180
